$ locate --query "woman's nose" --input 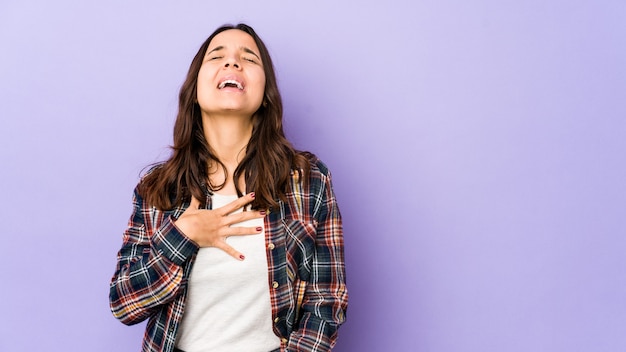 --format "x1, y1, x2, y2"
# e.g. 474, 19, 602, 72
224, 57, 240, 69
